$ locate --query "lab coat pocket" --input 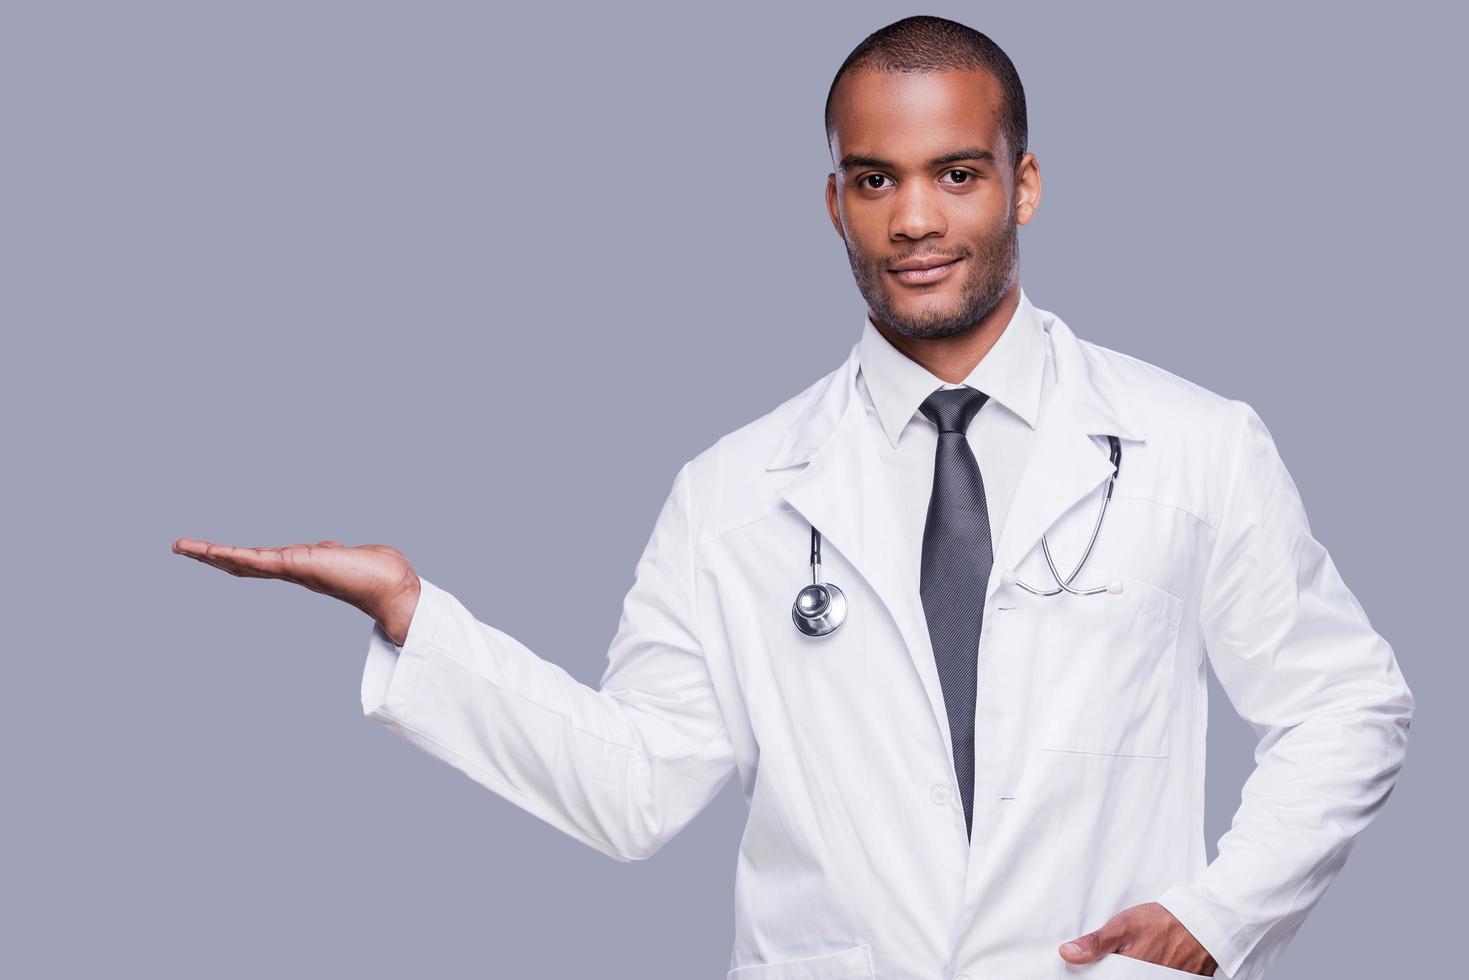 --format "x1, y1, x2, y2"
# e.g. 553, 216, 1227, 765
1006, 575, 1183, 758
1069, 951, 1213, 978
726, 942, 875, 980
